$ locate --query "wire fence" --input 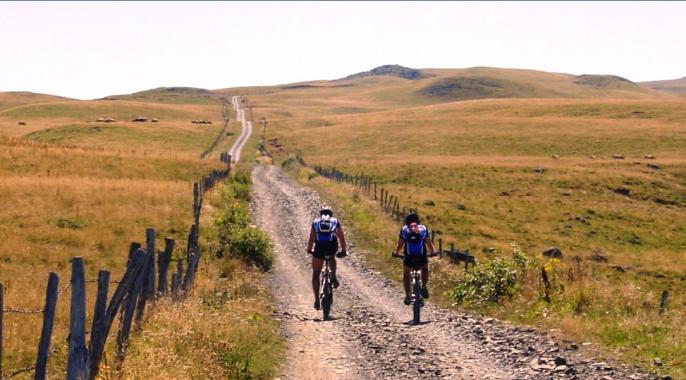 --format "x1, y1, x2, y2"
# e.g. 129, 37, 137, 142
0, 153, 233, 380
